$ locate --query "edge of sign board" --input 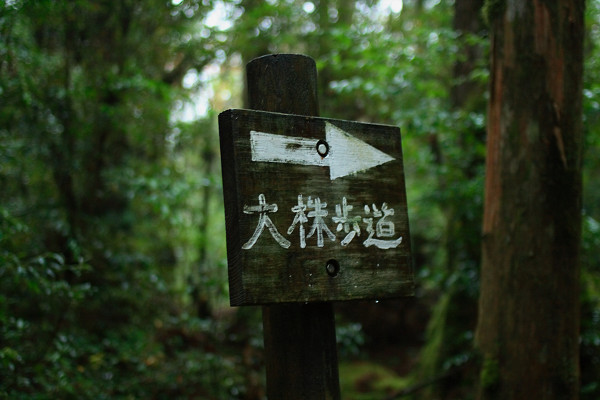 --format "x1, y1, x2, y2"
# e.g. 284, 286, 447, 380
221, 108, 402, 130
218, 110, 247, 306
